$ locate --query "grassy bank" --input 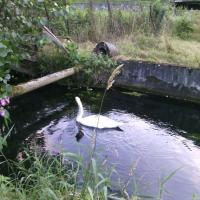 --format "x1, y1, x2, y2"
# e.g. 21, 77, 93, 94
79, 33, 200, 68
73, 0, 150, 3
0, 148, 185, 200
0, 151, 115, 200
0, 149, 153, 200
49, 6, 200, 68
